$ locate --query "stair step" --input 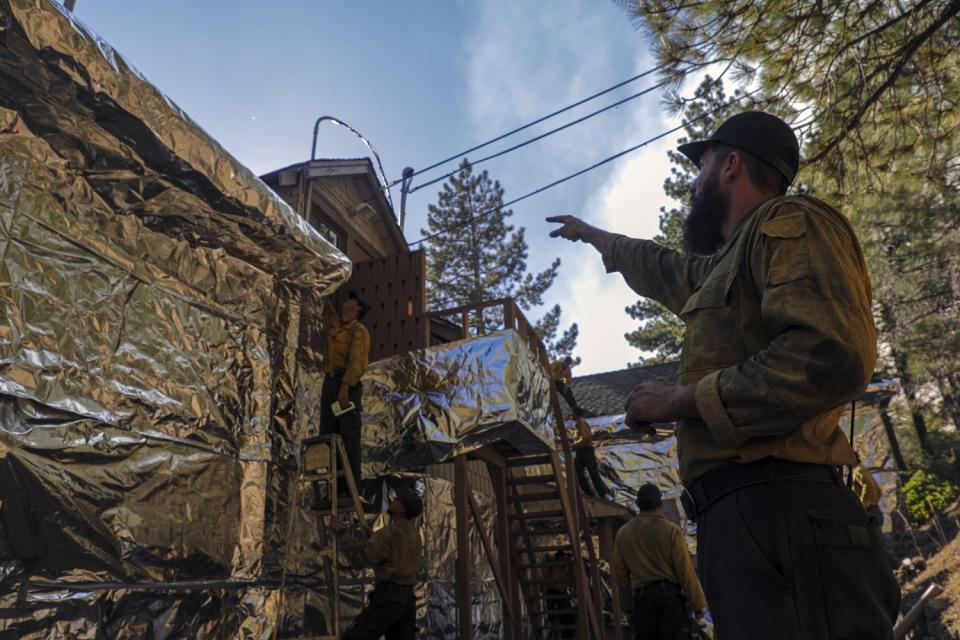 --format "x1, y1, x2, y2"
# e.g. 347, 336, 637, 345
512, 526, 568, 537
518, 560, 574, 570
510, 510, 564, 521
507, 475, 556, 486
533, 624, 578, 631
517, 544, 573, 554
506, 454, 552, 467
507, 491, 560, 503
